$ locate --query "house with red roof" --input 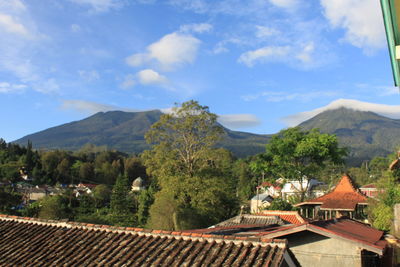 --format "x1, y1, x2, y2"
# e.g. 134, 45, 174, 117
294, 174, 369, 220
259, 217, 390, 267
